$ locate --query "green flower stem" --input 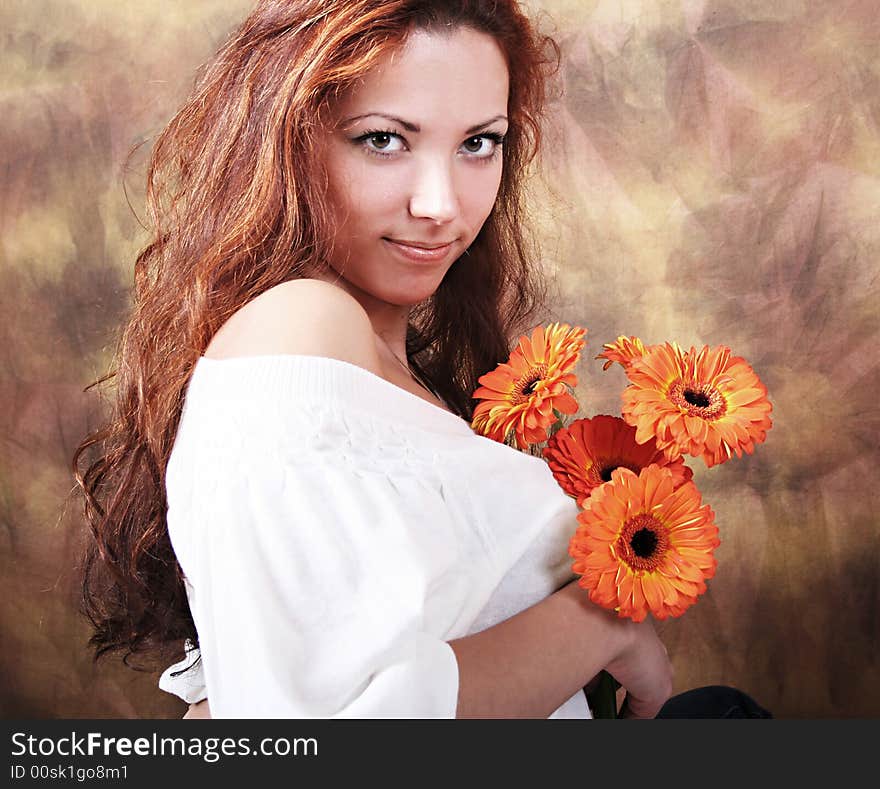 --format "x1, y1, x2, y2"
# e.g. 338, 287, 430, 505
586, 670, 621, 719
